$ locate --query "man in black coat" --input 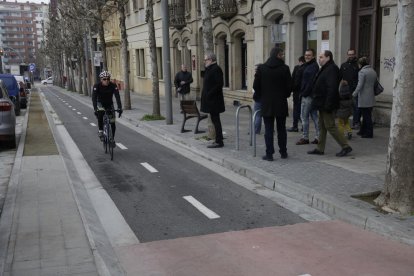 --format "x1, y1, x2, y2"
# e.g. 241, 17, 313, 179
174, 64, 193, 100
287, 56, 305, 132
308, 50, 352, 157
253, 47, 292, 161
201, 53, 225, 148
339, 49, 360, 128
